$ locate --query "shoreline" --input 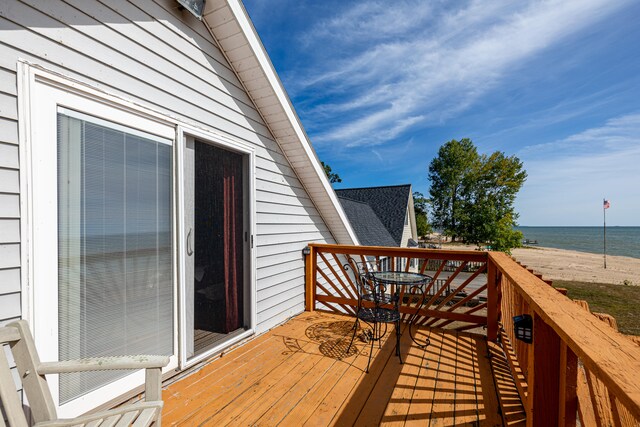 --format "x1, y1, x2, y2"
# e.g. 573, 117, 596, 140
510, 246, 640, 286
435, 243, 640, 286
